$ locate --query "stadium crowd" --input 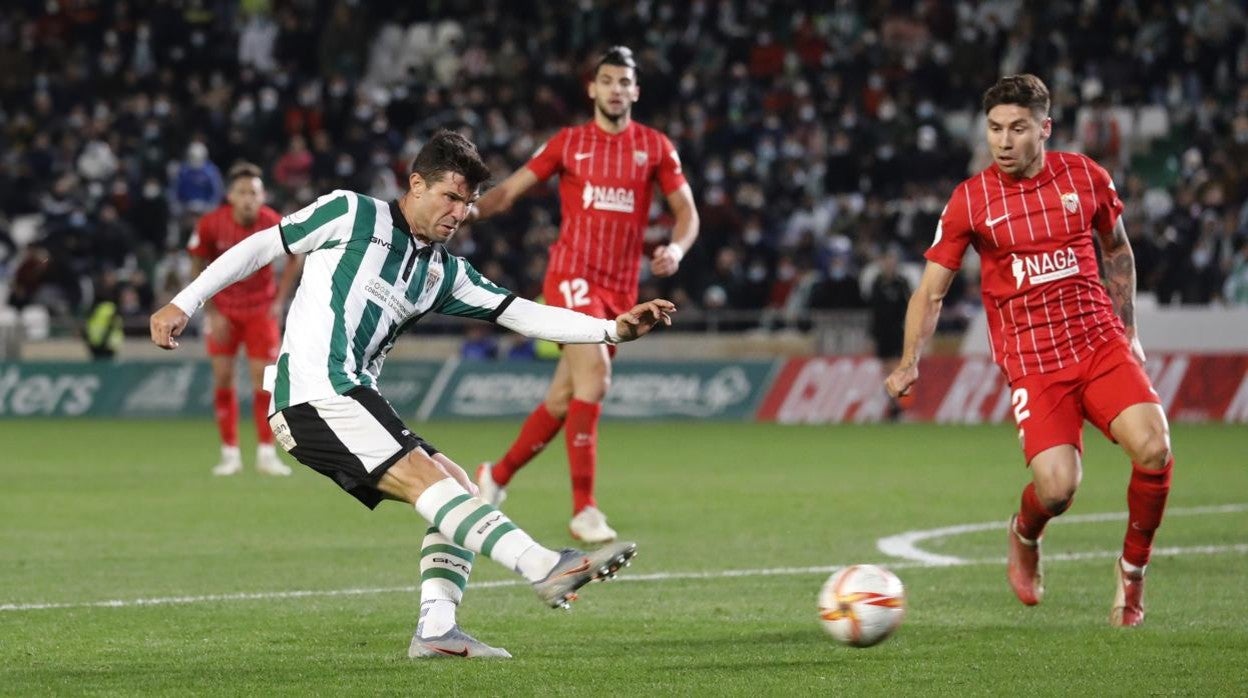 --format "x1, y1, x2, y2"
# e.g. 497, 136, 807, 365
1, 0, 1246, 342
